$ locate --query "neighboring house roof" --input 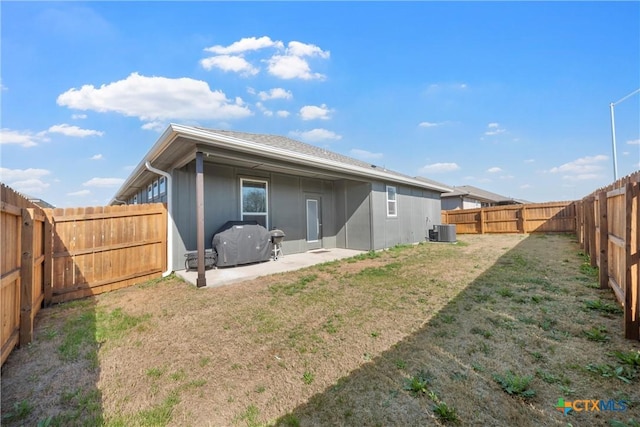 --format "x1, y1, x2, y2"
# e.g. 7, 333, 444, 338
111, 124, 452, 203
440, 185, 522, 204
